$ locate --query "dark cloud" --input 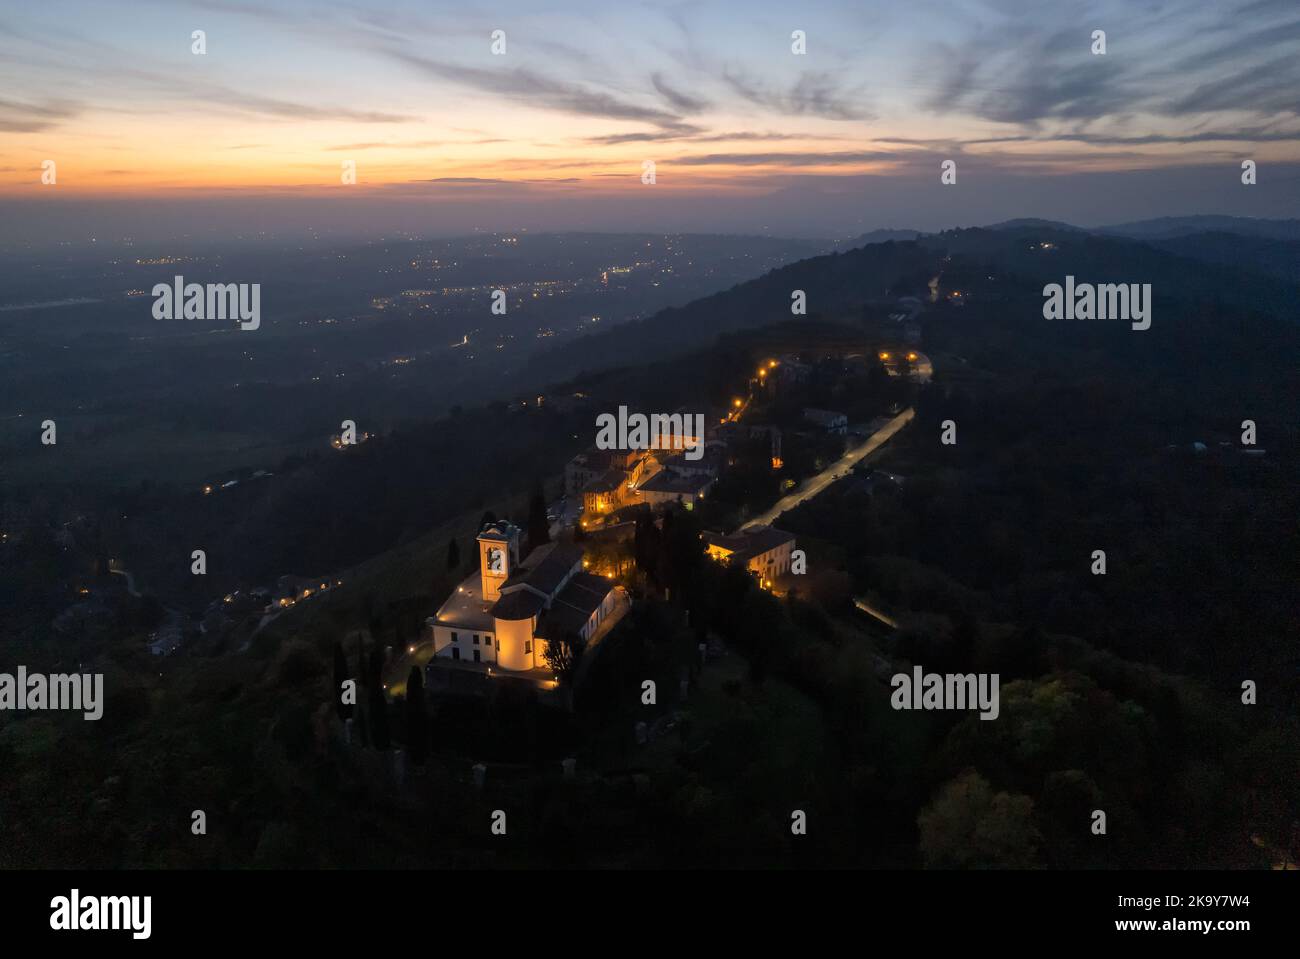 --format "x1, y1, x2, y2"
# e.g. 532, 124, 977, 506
668, 150, 905, 167
1168, 15, 1300, 74
723, 69, 872, 121
1164, 54, 1300, 116
407, 176, 580, 185
0, 97, 79, 132
886, 128, 1300, 148
94, 63, 419, 124
325, 138, 505, 151
387, 49, 697, 133
922, 28, 1138, 126
651, 72, 709, 113
918, 7, 1300, 127
582, 130, 830, 146
413, 177, 511, 184
195, 88, 414, 124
